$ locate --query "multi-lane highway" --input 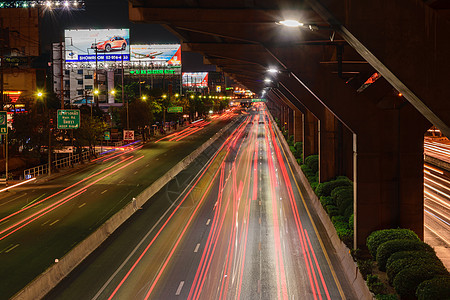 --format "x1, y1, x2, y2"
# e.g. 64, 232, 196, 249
46, 104, 356, 300
0, 112, 237, 299
424, 164, 450, 269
